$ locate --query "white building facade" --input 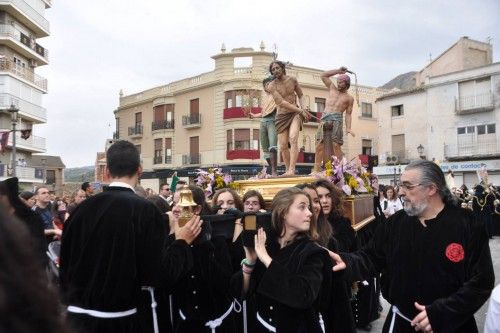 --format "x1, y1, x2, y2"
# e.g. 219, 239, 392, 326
0, 0, 50, 185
